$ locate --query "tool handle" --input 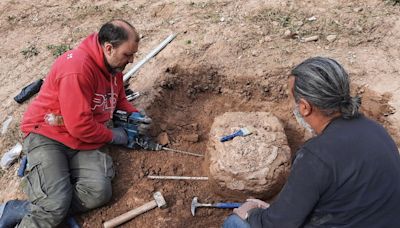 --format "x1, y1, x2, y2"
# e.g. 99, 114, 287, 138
220, 131, 240, 142
17, 156, 28, 177
103, 200, 157, 228
214, 202, 242, 208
